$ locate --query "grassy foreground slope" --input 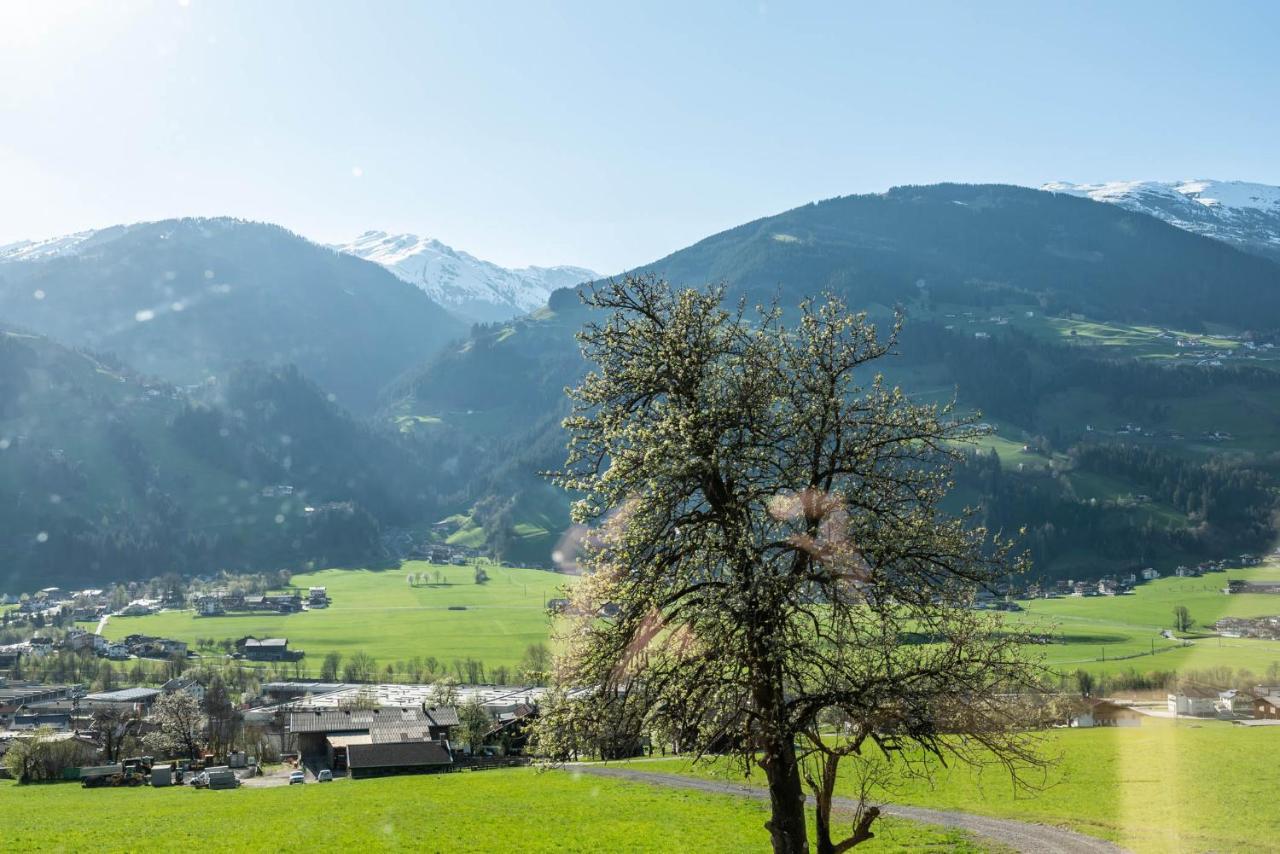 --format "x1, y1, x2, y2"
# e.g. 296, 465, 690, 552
0, 768, 987, 853
624, 718, 1280, 853
103, 562, 572, 672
